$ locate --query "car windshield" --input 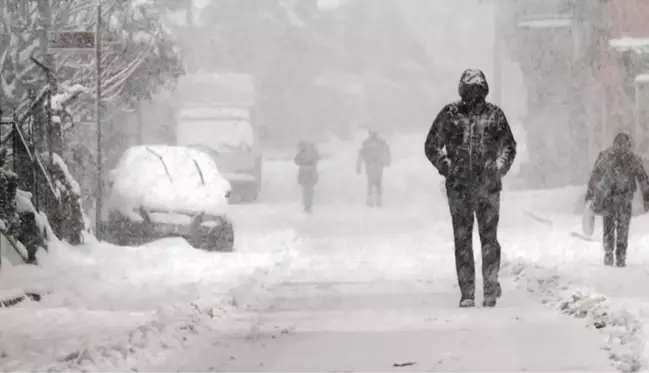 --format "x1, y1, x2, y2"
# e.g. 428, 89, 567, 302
117, 146, 210, 187
145, 147, 173, 182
